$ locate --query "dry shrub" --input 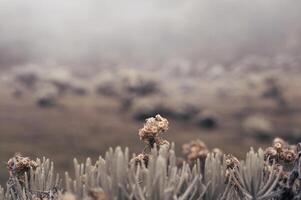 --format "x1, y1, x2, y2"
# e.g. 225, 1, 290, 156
133, 98, 200, 122
242, 115, 274, 140
14, 71, 39, 89
95, 69, 160, 98
34, 82, 60, 108
195, 110, 219, 129
261, 76, 288, 110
